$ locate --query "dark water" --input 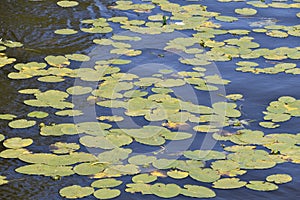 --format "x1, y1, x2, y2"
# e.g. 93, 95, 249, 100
1, 0, 300, 199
